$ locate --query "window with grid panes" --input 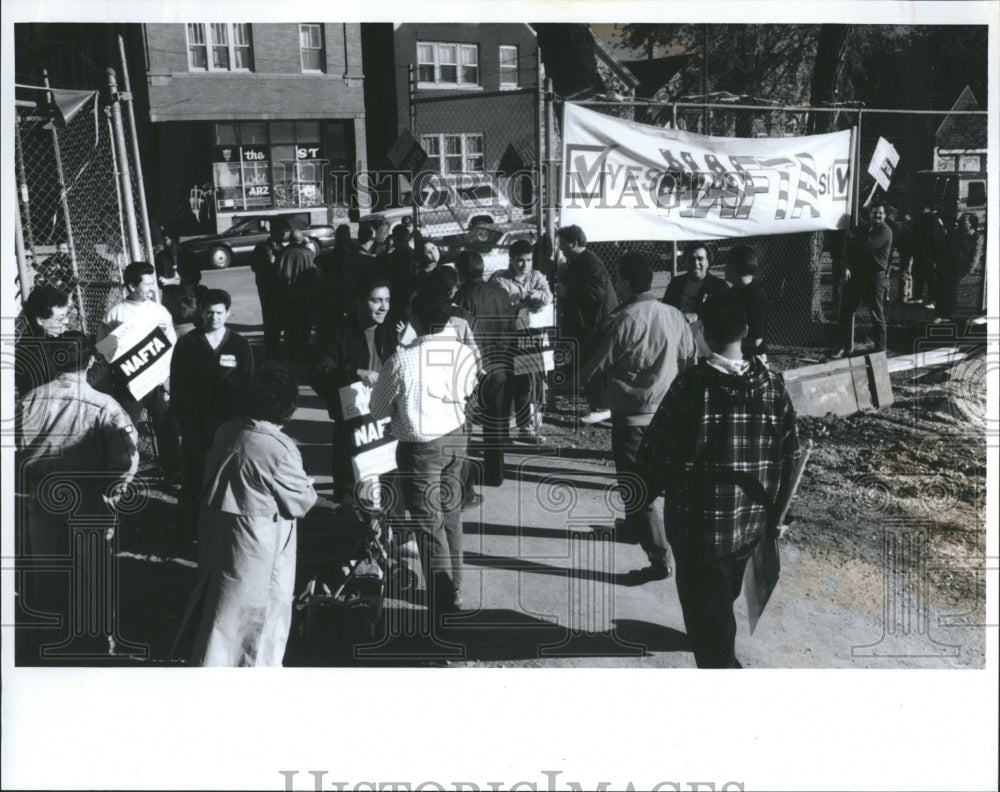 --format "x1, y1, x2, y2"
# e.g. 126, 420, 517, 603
187, 24, 253, 72
299, 24, 325, 72
499, 45, 518, 87
422, 133, 485, 175
416, 41, 480, 88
